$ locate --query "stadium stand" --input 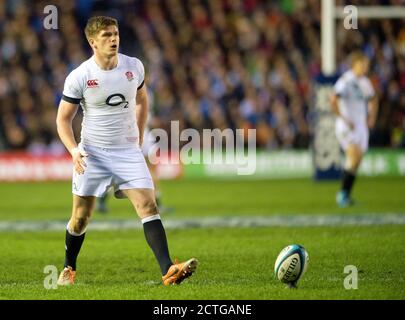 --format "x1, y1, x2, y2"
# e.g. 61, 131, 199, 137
0, 0, 404, 153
